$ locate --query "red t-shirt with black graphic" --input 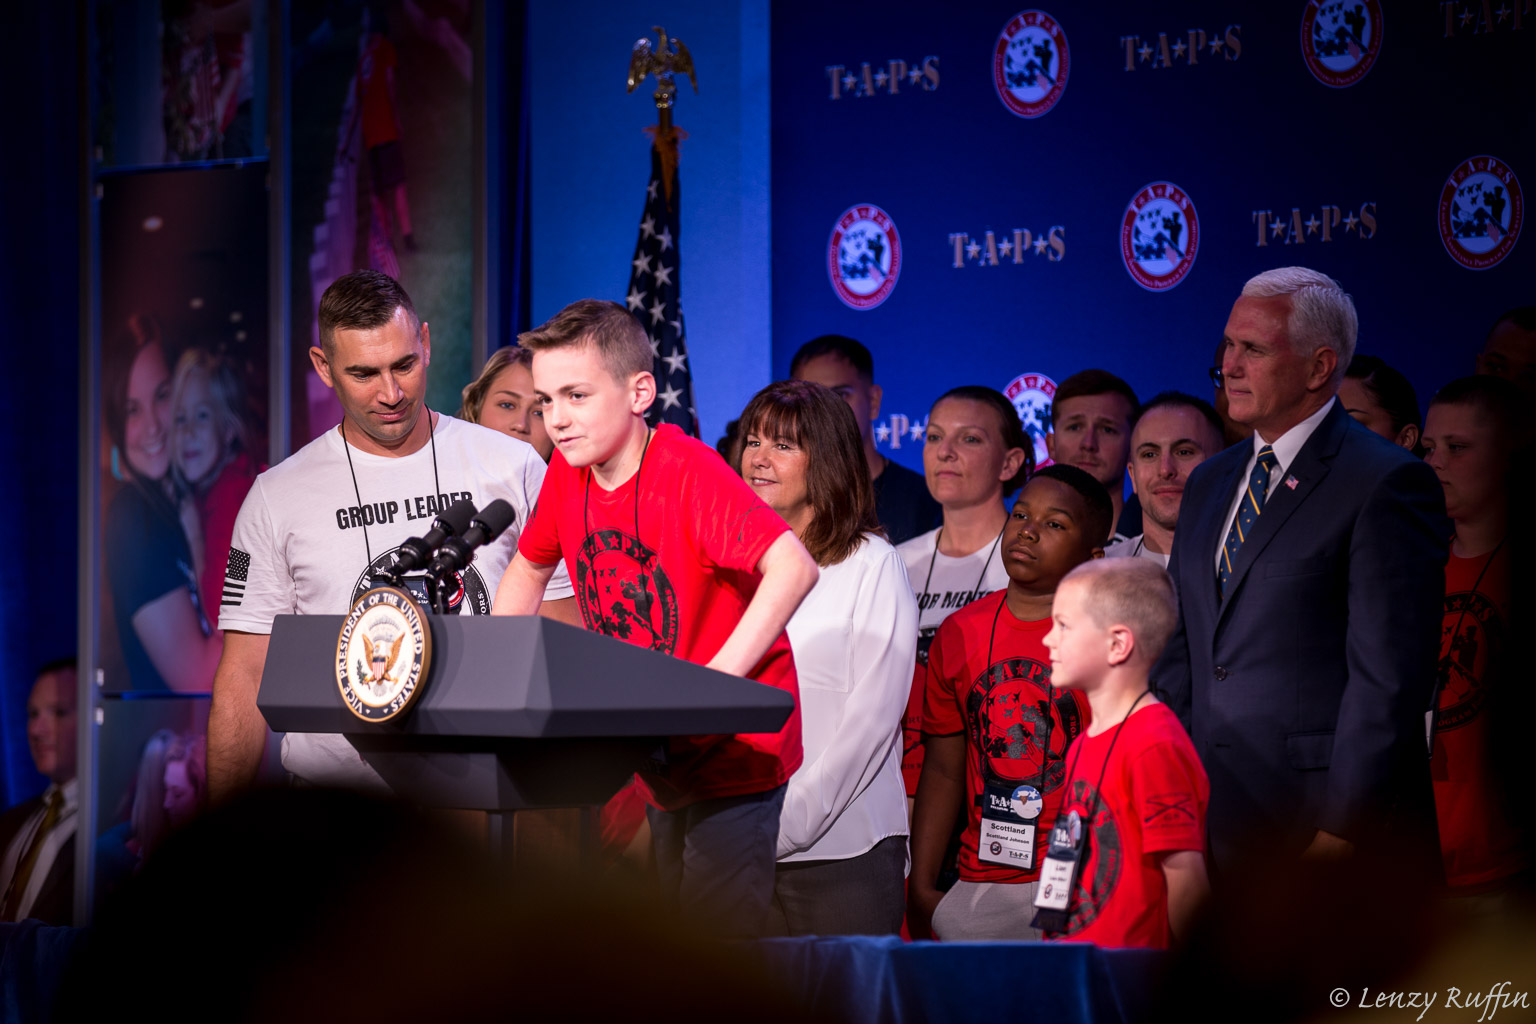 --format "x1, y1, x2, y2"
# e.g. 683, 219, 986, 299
1433, 548, 1525, 890
1050, 701, 1208, 950
923, 590, 1091, 884
518, 424, 802, 811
